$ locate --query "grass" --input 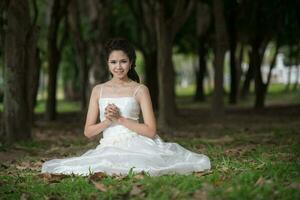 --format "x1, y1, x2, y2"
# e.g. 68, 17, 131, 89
0, 122, 299, 199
